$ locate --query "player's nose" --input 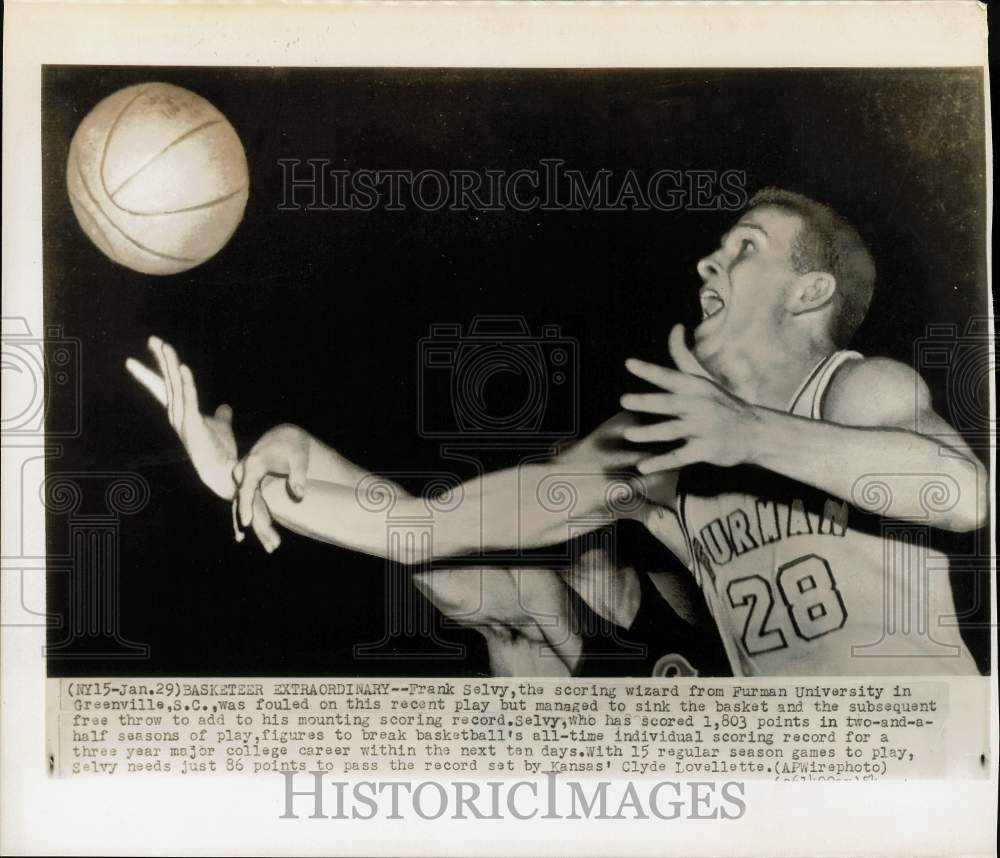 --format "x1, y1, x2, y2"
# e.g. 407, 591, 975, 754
696, 254, 723, 282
